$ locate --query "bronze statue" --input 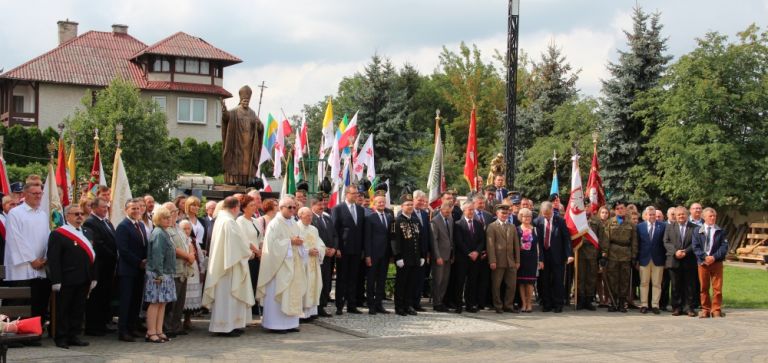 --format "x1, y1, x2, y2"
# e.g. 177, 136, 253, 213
221, 86, 264, 185
487, 153, 506, 186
